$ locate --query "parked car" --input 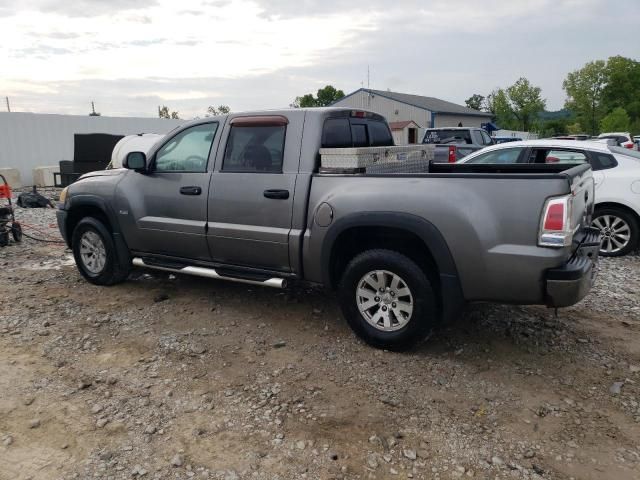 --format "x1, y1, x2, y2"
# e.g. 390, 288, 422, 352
598, 132, 637, 150
422, 127, 494, 162
460, 139, 640, 256
56, 109, 598, 350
